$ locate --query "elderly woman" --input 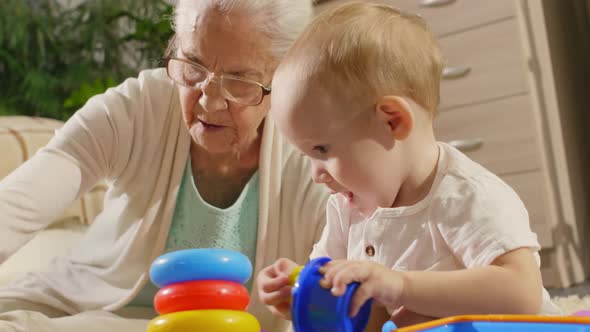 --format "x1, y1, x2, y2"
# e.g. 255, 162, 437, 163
0, 0, 327, 331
